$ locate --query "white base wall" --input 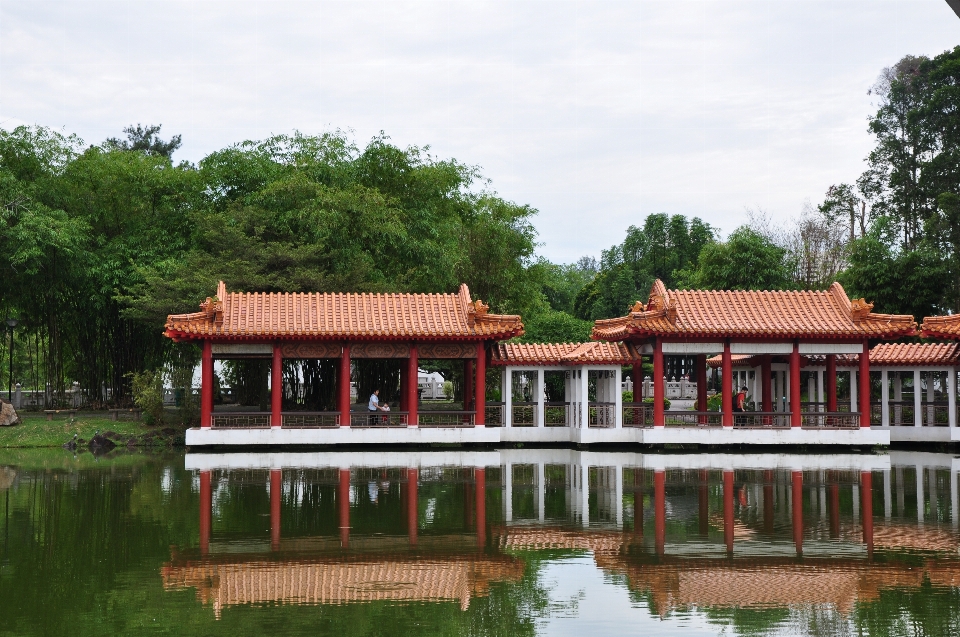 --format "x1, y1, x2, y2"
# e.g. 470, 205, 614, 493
186, 426, 889, 447
877, 426, 956, 443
